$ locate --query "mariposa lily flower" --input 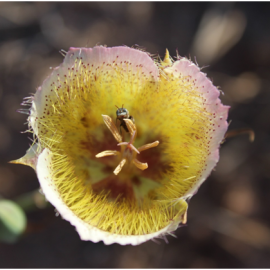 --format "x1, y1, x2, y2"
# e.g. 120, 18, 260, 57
12, 46, 229, 245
